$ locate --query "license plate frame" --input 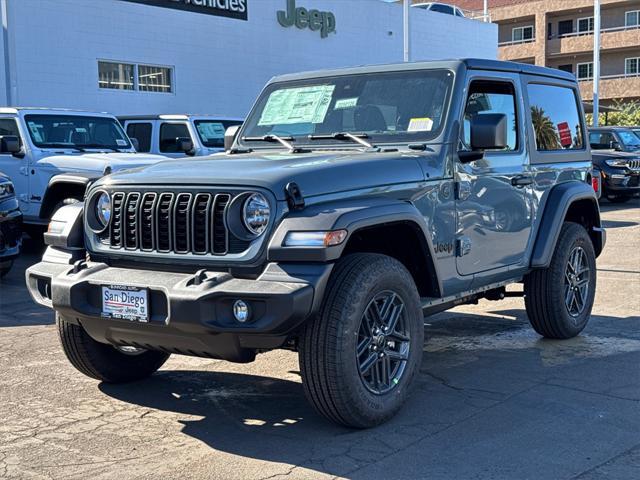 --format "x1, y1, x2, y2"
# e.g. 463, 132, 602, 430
101, 284, 149, 323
